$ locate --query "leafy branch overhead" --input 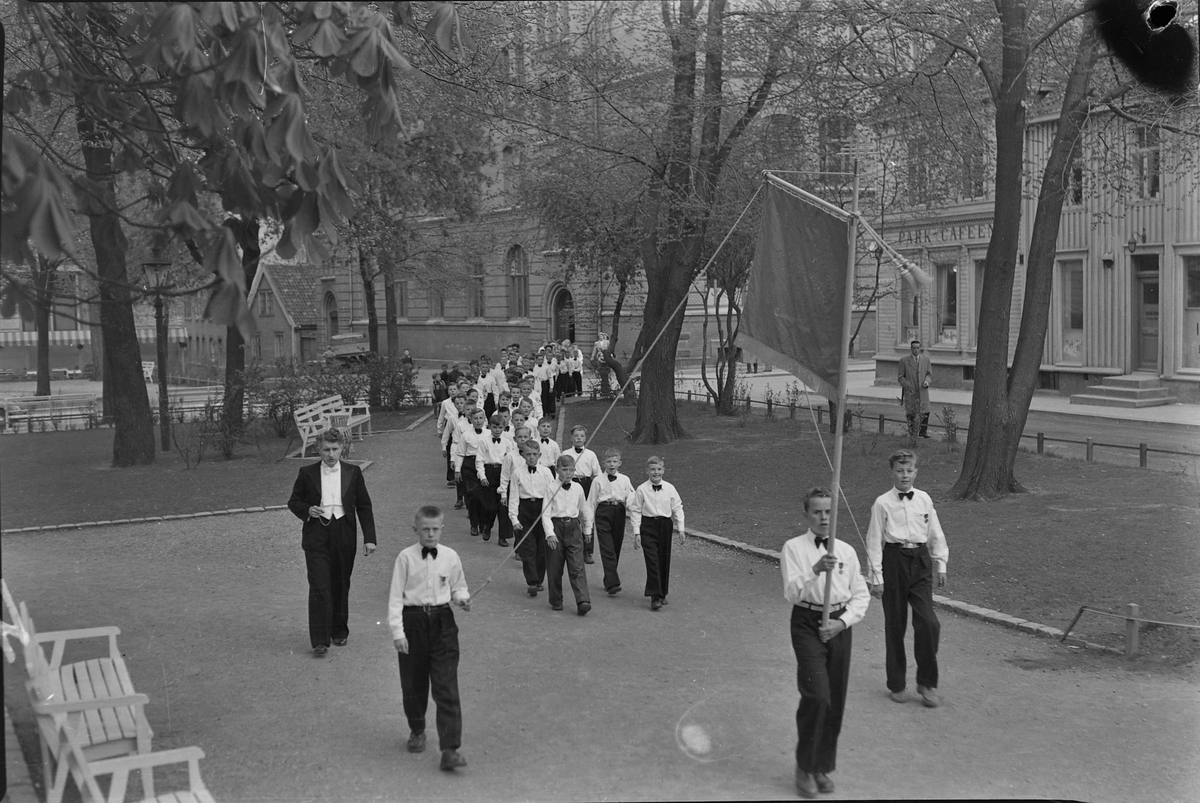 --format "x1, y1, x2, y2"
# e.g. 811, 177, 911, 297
2, 0, 475, 339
